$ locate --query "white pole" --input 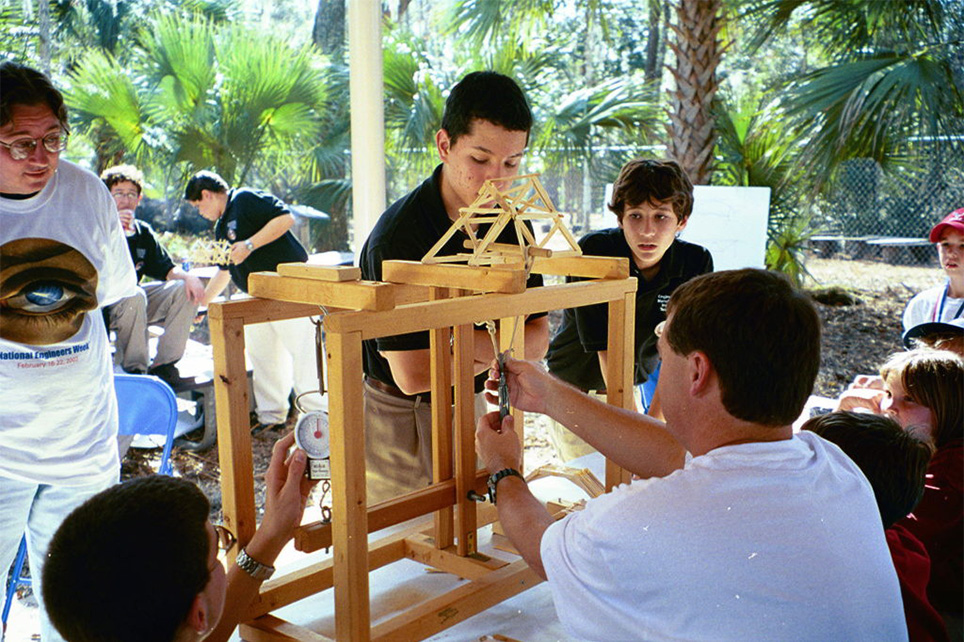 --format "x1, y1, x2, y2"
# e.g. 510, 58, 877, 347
347, 0, 386, 259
